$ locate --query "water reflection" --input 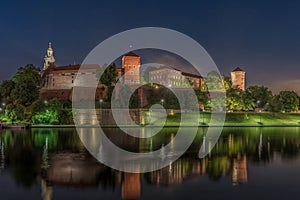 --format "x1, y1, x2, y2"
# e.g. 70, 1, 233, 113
0, 127, 300, 199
